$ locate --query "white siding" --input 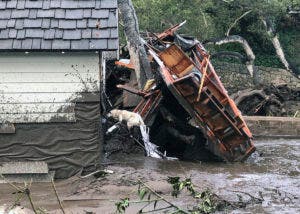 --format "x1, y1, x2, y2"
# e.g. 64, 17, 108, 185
0, 83, 98, 93
0, 53, 100, 123
0, 103, 75, 114
0, 113, 76, 123
0, 72, 99, 83
0, 93, 98, 104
